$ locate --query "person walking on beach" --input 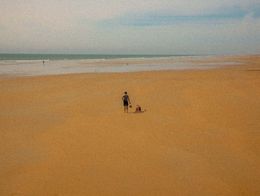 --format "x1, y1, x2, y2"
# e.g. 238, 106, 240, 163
122, 91, 131, 113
